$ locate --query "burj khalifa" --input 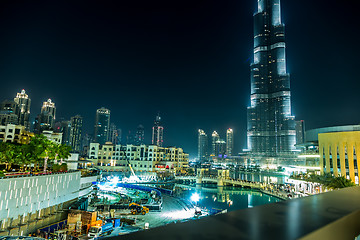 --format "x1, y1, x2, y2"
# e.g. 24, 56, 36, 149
247, 0, 296, 156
